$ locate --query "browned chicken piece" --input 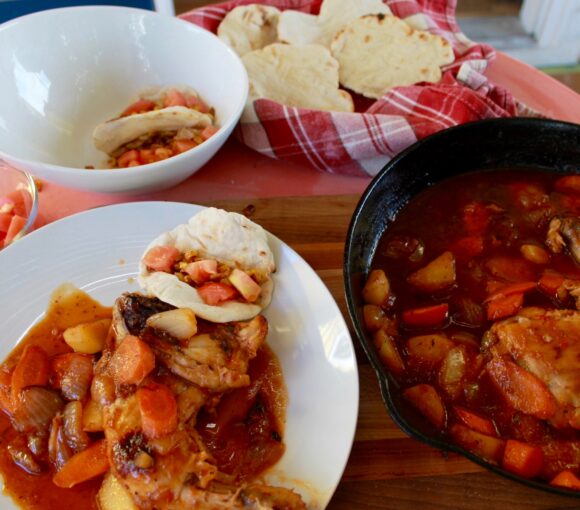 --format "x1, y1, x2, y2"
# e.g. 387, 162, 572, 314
149, 316, 268, 393
484, 307, 580, 429
99, 293, 305, 510
546, 216, 580, 264
113, 293, 268, 393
